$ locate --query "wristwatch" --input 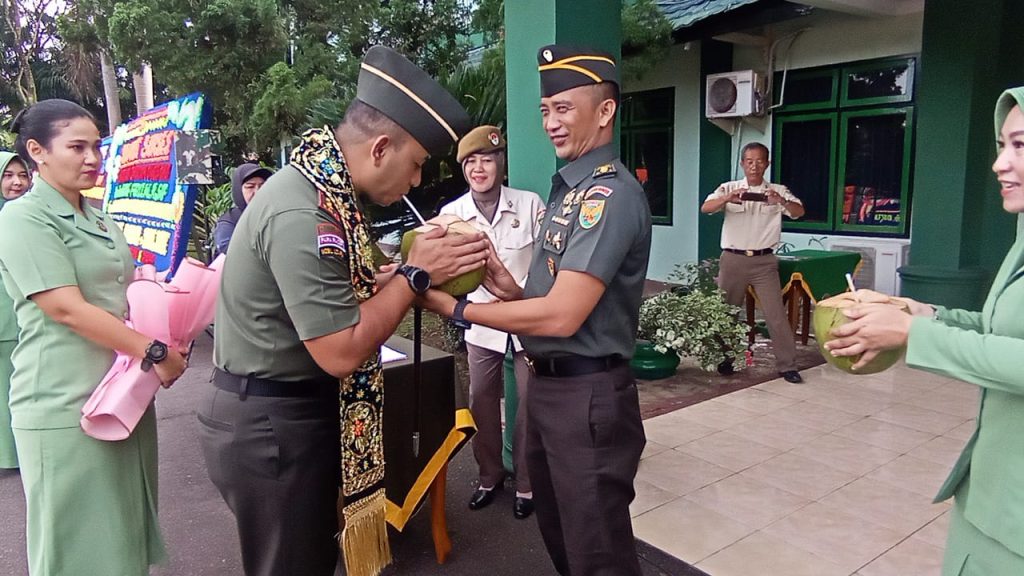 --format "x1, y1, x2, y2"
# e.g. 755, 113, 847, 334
396, 264, 431, 295
452, 299, 472, 329
141, 339, 169, 372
